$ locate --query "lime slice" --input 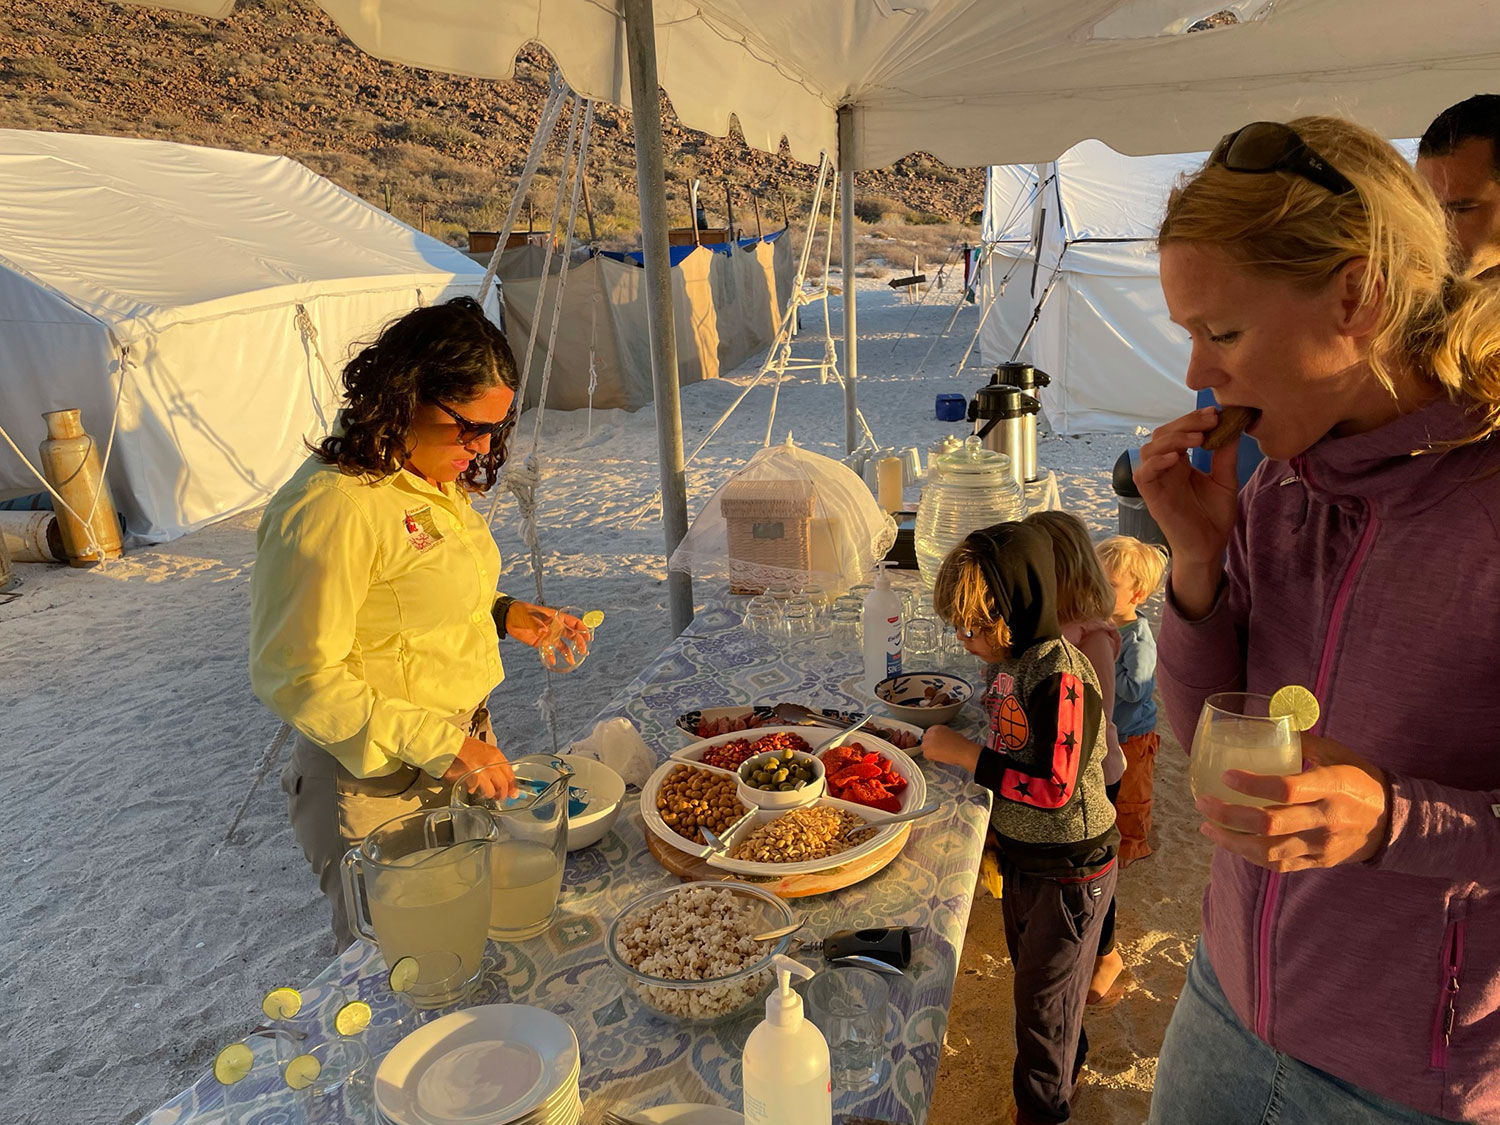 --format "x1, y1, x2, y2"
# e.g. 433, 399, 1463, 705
261, 986, 302, 1021
1270, 685, 1320, 732
213, 1042, 254, 1086
334, 999, 372, 1036
388, 956, 420, 994
581, 610, 604, 629
283, 1052, 322, 1091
